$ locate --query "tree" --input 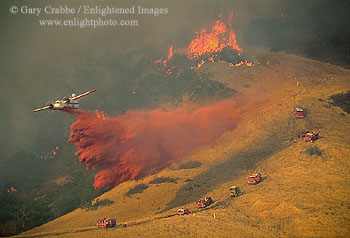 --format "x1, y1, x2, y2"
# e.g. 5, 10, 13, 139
18, 200, 53, 231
